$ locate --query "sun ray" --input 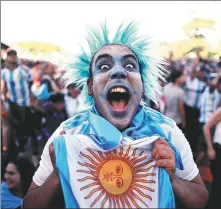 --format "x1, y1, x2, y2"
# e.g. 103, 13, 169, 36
124, 145, 131, 157
80, 152, 100, 166
112, 196, 116, 209
133, 183, 155, 192
135, 173, 156, 178
136, 165, 154, 173
85, 186, 102, 199
97, 151, 106, 161
123, 195, 132, 208
77, 170, 96, 176
135, 179, 156, 184
132, 148, 138, 156
119, 196, 126, 208
78, 162, 98, 170
78, 176, 96, 182
134, 159, 154, 169
116, 196, 121, 208
131, 155, 148, 165
127, 193, 142, 209
101, 194, 108, 209
138, 150, 144, 156
129, 190, 149, 208
119, 147, 124, 156
109, 196, 112, 208
132, 187, 152, 200
87, 149, 103, 163
80, 182, 100, 191
90, 190, 105, 207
